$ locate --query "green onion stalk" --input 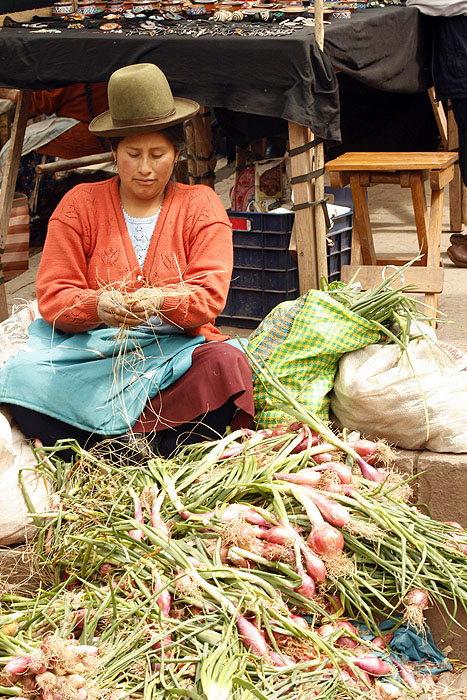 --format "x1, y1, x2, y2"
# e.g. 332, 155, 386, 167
319, 256, 442, 337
